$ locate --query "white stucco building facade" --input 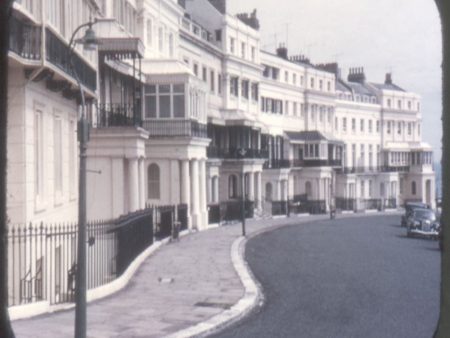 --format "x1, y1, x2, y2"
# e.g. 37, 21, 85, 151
7, 0, 436, 231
